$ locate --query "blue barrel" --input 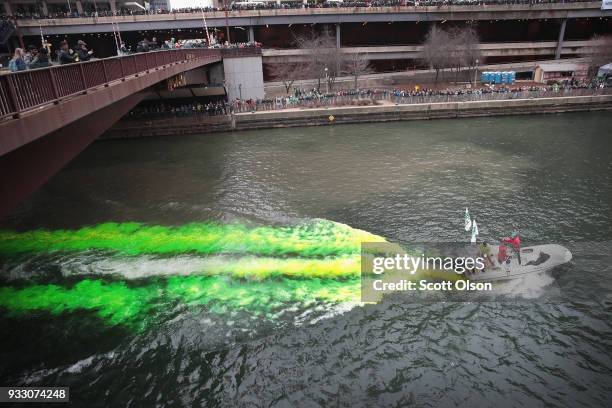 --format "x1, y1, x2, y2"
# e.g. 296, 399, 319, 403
494, 72, 502, 84
509, 71, 516, 84
501, 72, 509, 84
480, 72, 488, 83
